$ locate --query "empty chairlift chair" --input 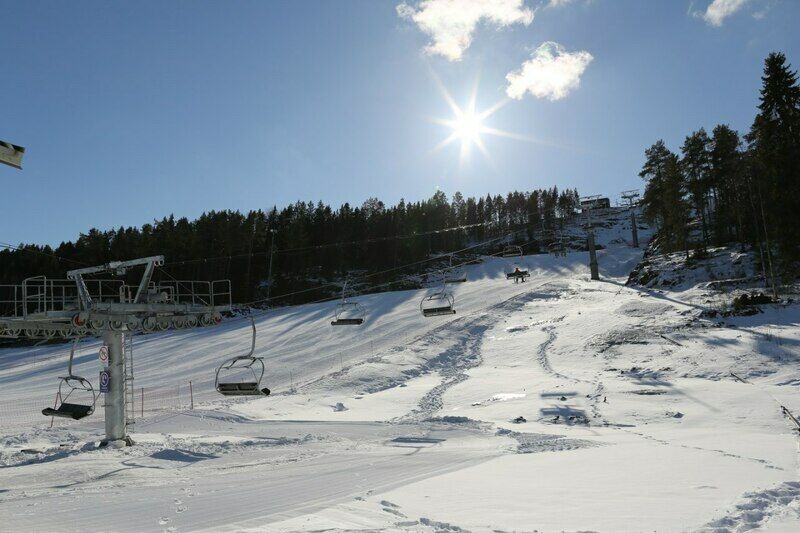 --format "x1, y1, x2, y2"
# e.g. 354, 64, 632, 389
42, 339, 98, 420
548, 241, 567, 257
215, 317, 271, 396
548, 229, 567, 258
501, 245, 523, 258
331, 279, 365, 326
444, 254, 467, 284
331, 301, 365, 326
420, 281, 457, 317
